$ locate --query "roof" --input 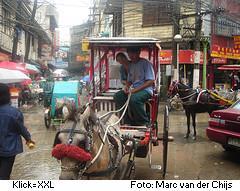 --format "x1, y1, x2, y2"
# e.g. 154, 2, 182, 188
88, 37, 161, 48
53, 81, 79, 94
